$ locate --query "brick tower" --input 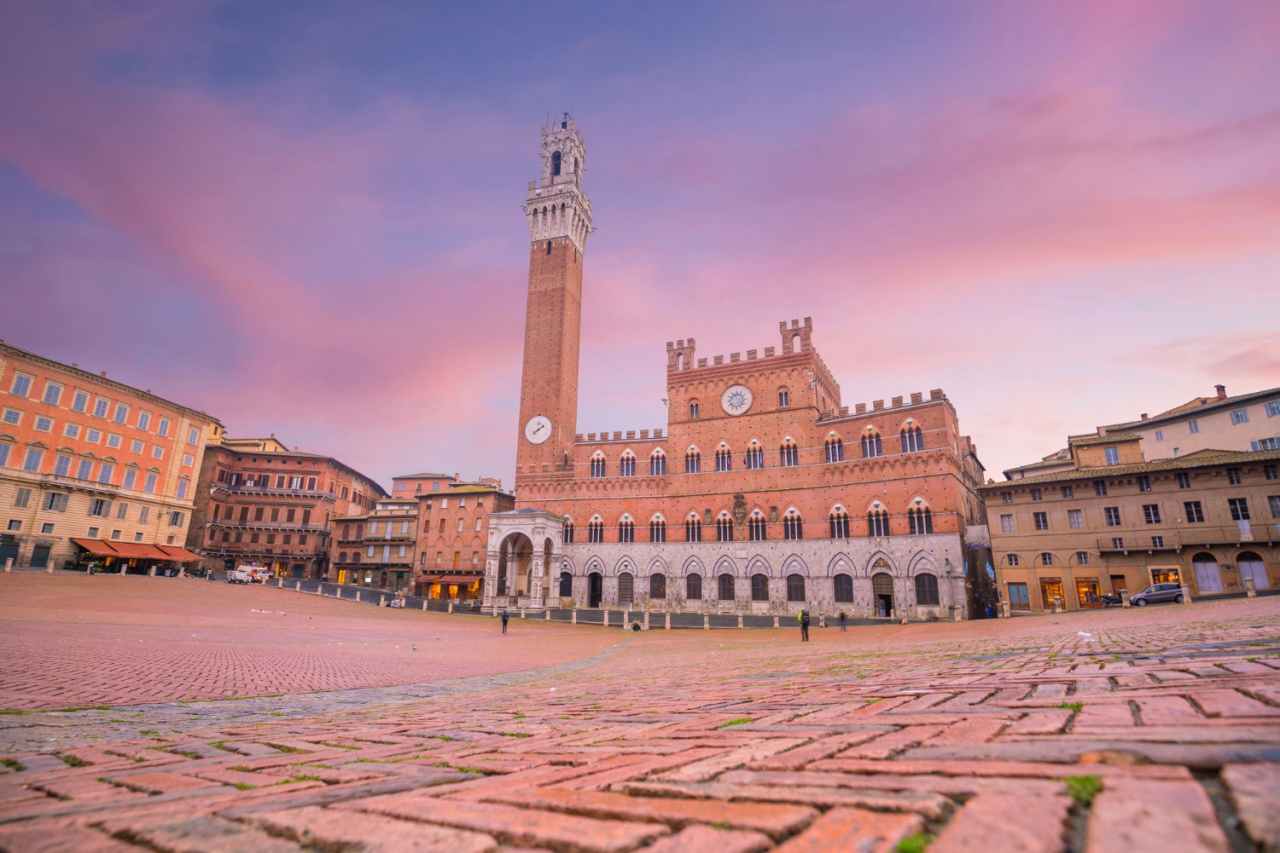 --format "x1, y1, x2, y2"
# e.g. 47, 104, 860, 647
515, 114, 593, 480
